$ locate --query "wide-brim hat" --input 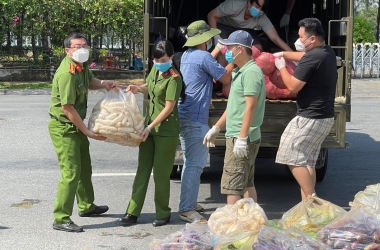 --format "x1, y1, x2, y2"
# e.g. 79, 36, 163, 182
183, 20, 221, 47
219, 30, 253, 48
